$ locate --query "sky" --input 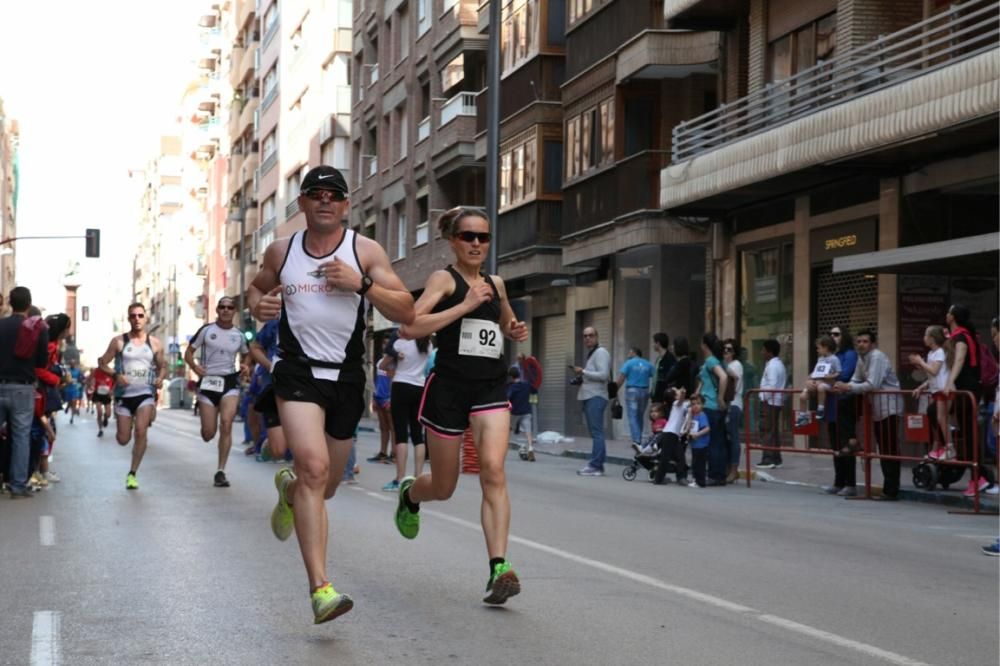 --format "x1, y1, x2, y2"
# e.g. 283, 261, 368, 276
0, 0, 206, 358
